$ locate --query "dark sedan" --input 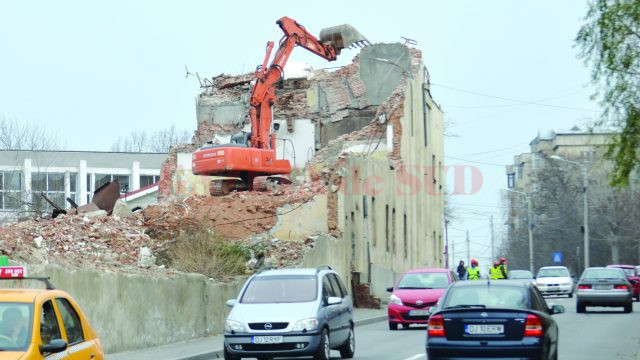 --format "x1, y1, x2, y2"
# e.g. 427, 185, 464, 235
426, 280, 563, 360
